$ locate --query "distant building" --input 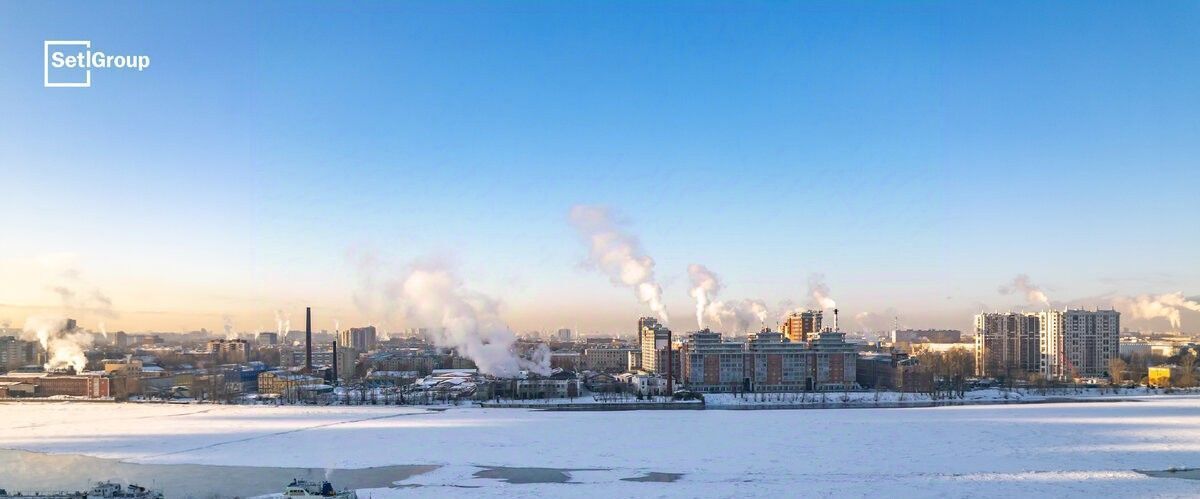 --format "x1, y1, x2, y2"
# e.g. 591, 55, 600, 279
0, 372, 111, 398
257, 332, 279, 346
856, 352, 921, 390
638, 317, 672, 376
1041, 309, 1119, 379
257, 370, 325, 395
339, 326, 378, 352
616, 372, 670, 396
974, 313, 1041, 378
780, 310, 822, 343
205, 339, 250, 364
365, 350, 436, 375
0, 336, 41, 372
550, 351, 581, 371
891, 329, 961, 344
1119, 338, 1152, 357
679, 327, 857, 393
581, 346, 637, 373
556, 328, 573, 342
